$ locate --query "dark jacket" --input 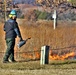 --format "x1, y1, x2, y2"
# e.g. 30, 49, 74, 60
4, 19, 21, 39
